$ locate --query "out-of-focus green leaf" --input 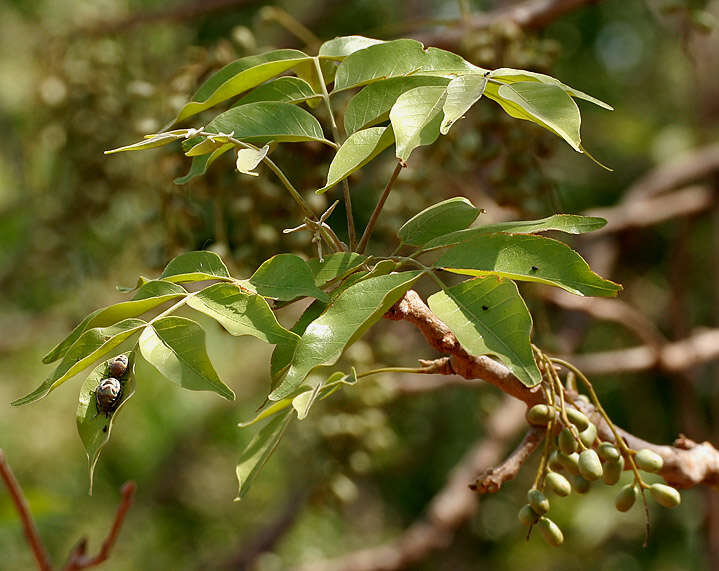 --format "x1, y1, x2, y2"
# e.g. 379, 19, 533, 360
139, 316, 235, 400
187, 283, 298, 345
436, 233, 622, 297
306, 252, 367, 286
423, 215, 608, 249
318, 36, 385, 59
318, 126, 394, 193
172, 49, 311, 124
160, 251, 231, 283
76, 352, 136, 494
233, 76, 319, 106
343, 76, 449, 134
428, 277, 541, 386
390, 86, 446, 162
441, 73, 488, 134
105, 131, 185, 154
174, 144, 234, 185
398, 197, 480, 246
235, 411, 293, 500
248, 254, 329, 302
269, 271, 422, 400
